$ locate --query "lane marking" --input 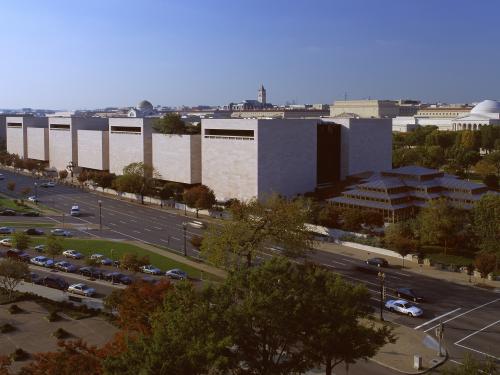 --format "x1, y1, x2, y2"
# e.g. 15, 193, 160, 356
414, 308, 462, 330
153, 226, 162, 230
132, 230, 141, 234
108, 222, 117, 226
130, 219, 137, 223
455, 319, 500, 345
329, 259, 347, 266
424, 298, 500, 333
160, 239, 170, 243
342, 258, 357, 263
171, 236, 181, 241
119, 221, 127, 224
455, 343, 500, 361
144, 228, 152, 232
391, 271, 411, 277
